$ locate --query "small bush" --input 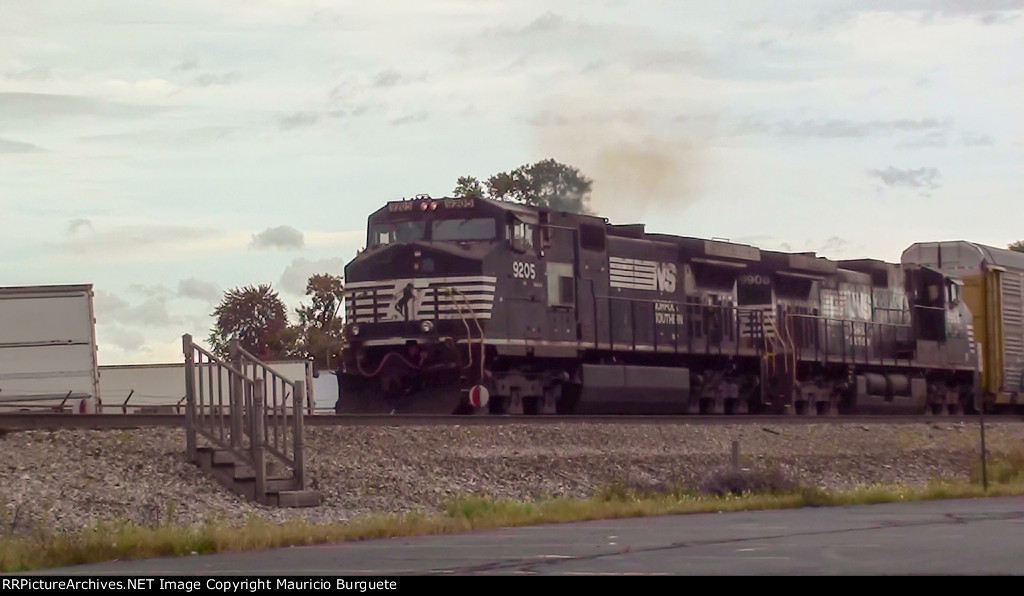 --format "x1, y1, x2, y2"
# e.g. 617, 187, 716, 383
699, 466, 800, 496
594, 481, 637, 503
971, 445, 1024, 485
